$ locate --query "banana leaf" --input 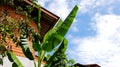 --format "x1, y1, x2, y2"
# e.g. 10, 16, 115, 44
46, 38, 68, 66
7, 51, 24, 67
42, 5, 78, 52
32, 33, 41, 51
